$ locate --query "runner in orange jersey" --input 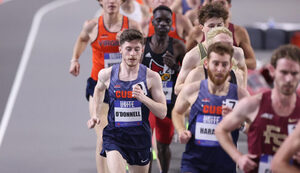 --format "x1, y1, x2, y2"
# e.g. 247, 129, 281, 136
69, 0, 140, 172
